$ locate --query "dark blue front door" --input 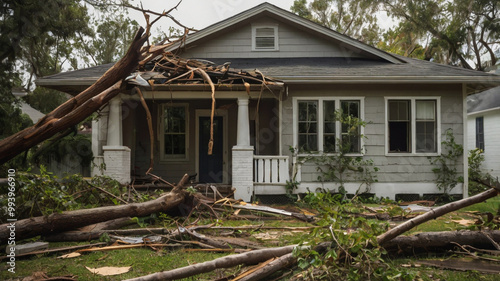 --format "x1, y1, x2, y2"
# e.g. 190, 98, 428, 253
199, 116, 223, 183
